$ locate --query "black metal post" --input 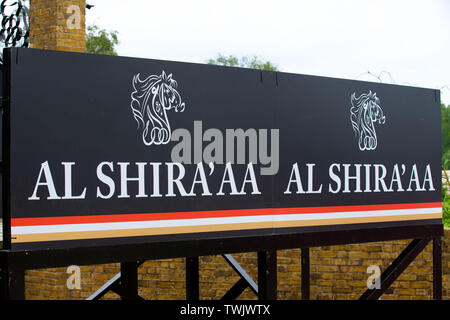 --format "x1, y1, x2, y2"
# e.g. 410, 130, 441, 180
0, 250, 24, 301
0, 269, 25, 300
8, 270, 25, 300
301, 247, 310, 300
433, 237, 442, 300
120, 262, 139, 300
0, 253, 6, 301
257, 250, 277, 300
0, 275, 5, 301
186, 256, 199, 300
